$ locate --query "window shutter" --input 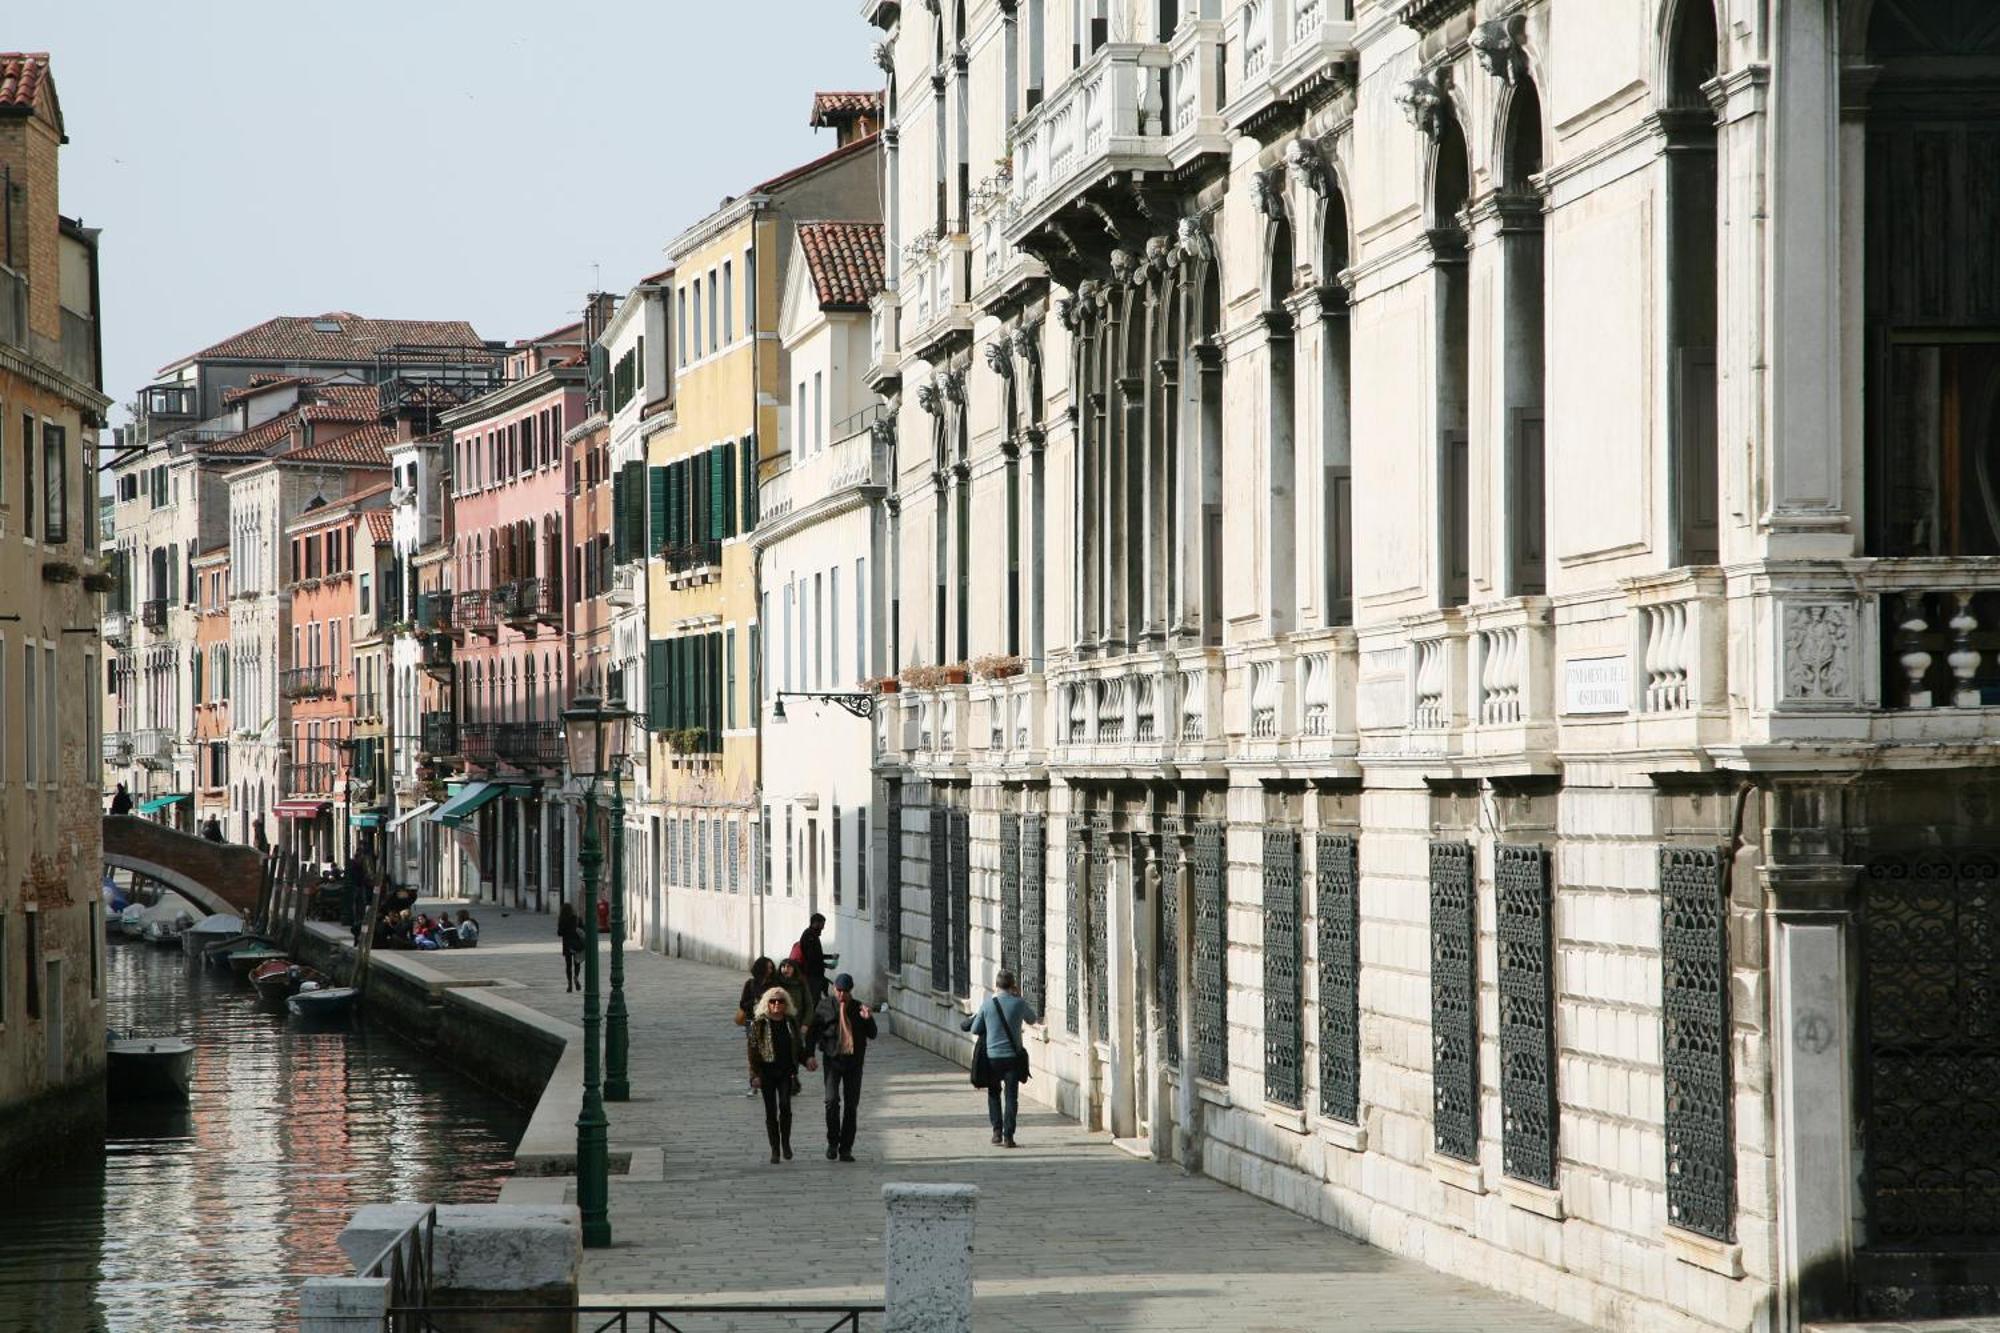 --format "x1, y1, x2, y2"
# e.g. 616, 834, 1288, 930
612, 465, 628, 561
625, 463, 646, 559
741, 434, 759, 533
708, 446, 726, 540
648, 639, 669, 730
649, 466, 668, 558
721, 441, 738, 539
